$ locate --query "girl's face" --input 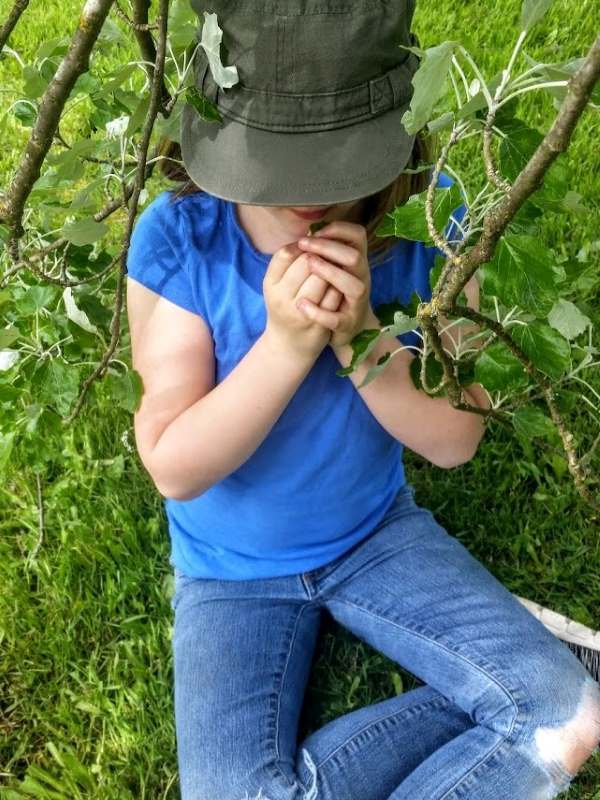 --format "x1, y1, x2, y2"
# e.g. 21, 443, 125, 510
235, 197, 368, 256
272, 198, 366, 231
